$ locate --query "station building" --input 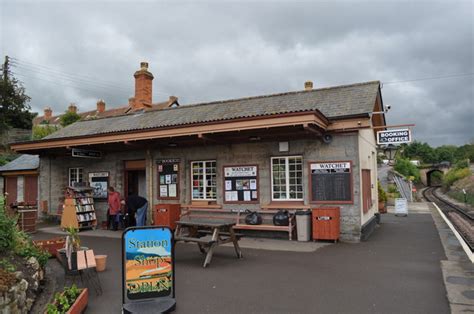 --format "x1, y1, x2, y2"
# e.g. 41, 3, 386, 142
11, 62, 387, 242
